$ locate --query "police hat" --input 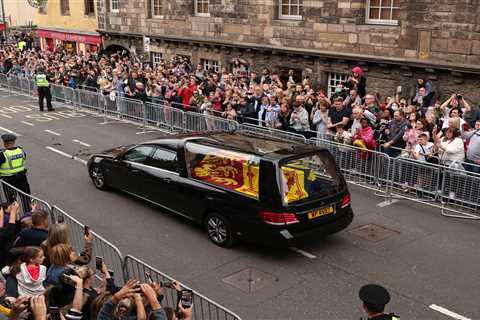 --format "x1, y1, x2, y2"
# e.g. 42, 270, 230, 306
1, 133, 17, 143
359, 284, 391, 307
